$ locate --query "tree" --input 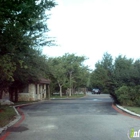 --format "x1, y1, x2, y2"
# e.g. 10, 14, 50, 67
90, 53, 140, 106
62, 53, 88, 96
131, 59, 140, 85
114, 55, 134, 87
9, 49, 50, 102
47, 54, 89, 97
90, 53, 114, 93
47, 57, 68, 97
0, 0, 56, 99
0, 55, 16, 98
